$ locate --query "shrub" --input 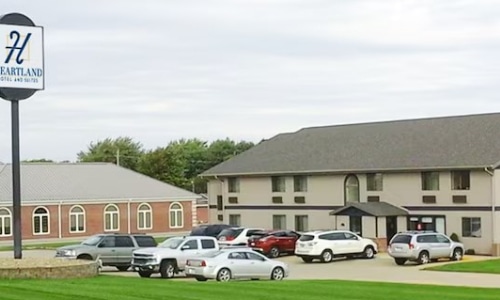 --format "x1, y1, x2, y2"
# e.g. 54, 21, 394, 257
450, 233, 460, 242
